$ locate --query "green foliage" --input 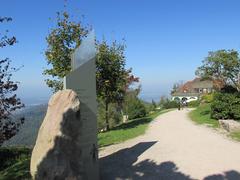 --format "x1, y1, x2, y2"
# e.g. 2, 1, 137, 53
0, 147, 31, 180
173, 97, 180, 102
201, 93, 214, 103
127, 99, 147, 120
189, 104, 219, 128
171, 83, 180, 94
230, 131, 240, 142
163, 100, 179, 109
151, 99, 157, 109
211, 92, 240, 120
158, 96, 168, 108
44, 11, 88, 92
123, 89, 147, 119
188, 100, 200, 108
44, 11, 139, 131
145, 99, 157, 113
196, 49, 240, 90
96, 40, 131, 130
97, 101, 122, 130
96, 41, 127, 102
220, 85, 238, 93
